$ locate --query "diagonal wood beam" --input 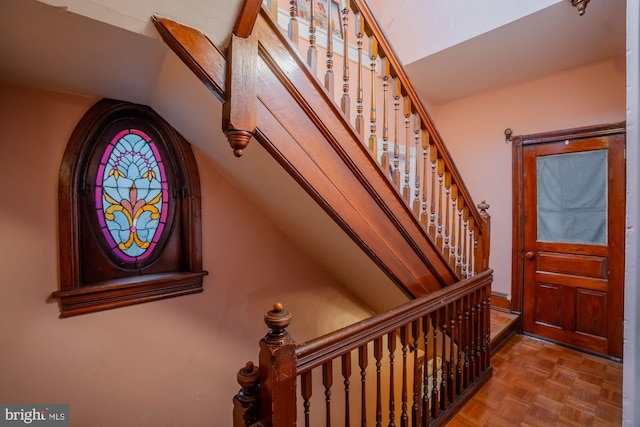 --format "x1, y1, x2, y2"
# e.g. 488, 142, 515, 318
151, 16, 226, 102
234, 0, 264, 38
